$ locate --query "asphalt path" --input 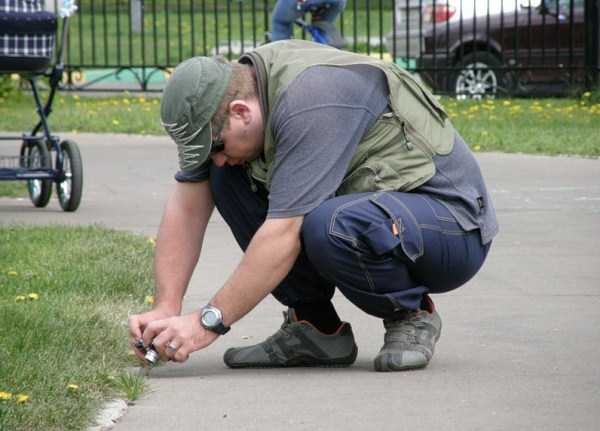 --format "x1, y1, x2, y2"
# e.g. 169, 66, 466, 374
1, 133, 599, 431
